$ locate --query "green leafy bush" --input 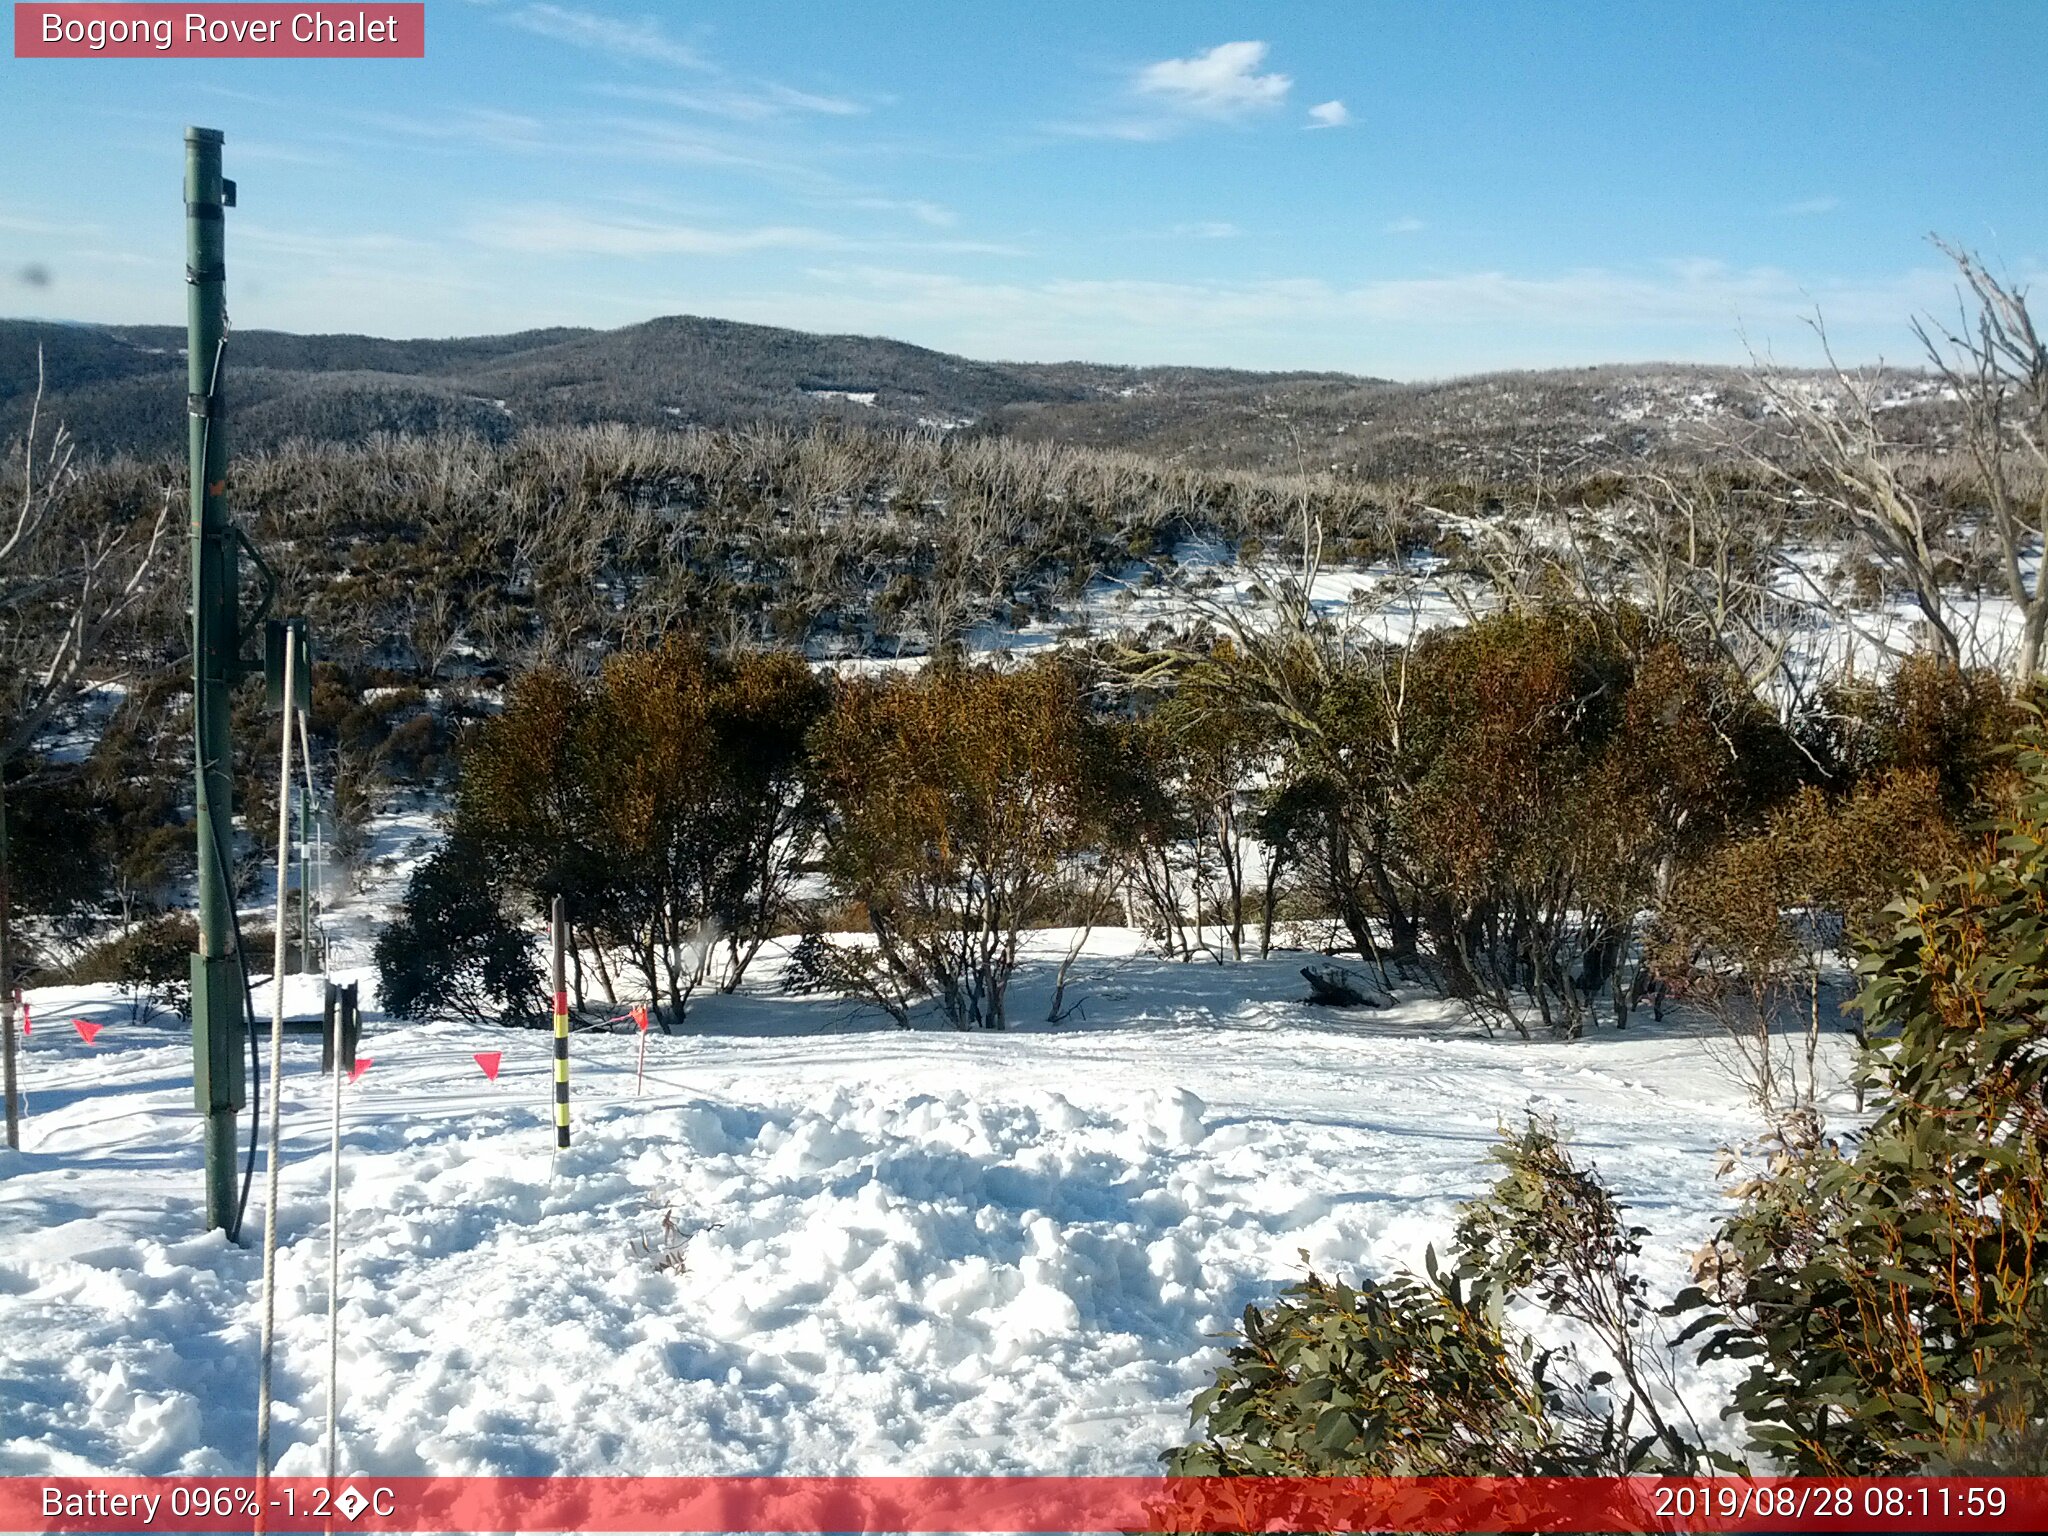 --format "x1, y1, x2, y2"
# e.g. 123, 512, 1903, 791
1171, 1120, 1720, 1479
374, 843, 544, 1026
54, 913, 196, 1022
1165, 1260, 1579, 1476
1456, 1119, 1719, 1471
